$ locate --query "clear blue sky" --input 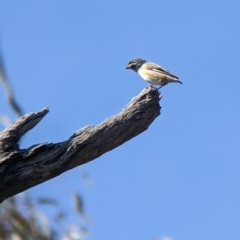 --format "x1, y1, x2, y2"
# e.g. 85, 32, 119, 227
1, 1, 240, 240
